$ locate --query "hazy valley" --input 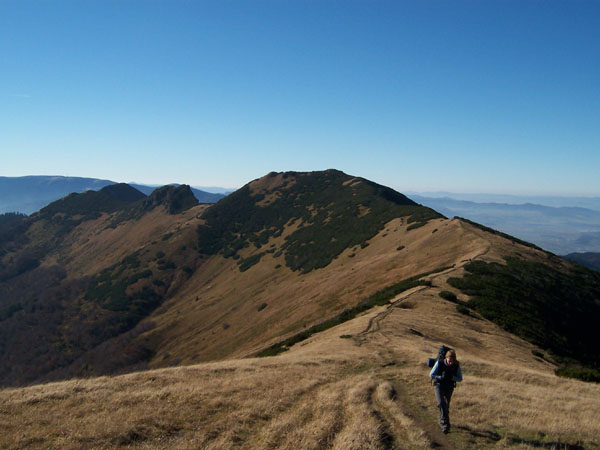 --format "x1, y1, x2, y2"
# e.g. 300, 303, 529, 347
410, 194, 600, 255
